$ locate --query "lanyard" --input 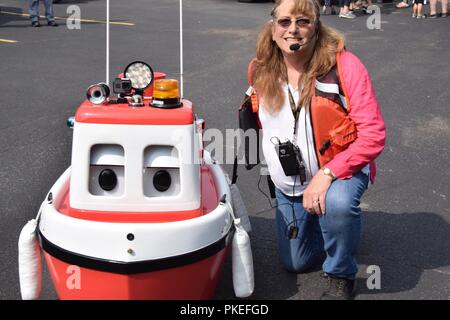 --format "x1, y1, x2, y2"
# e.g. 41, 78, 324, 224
287, 85, 300, 144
